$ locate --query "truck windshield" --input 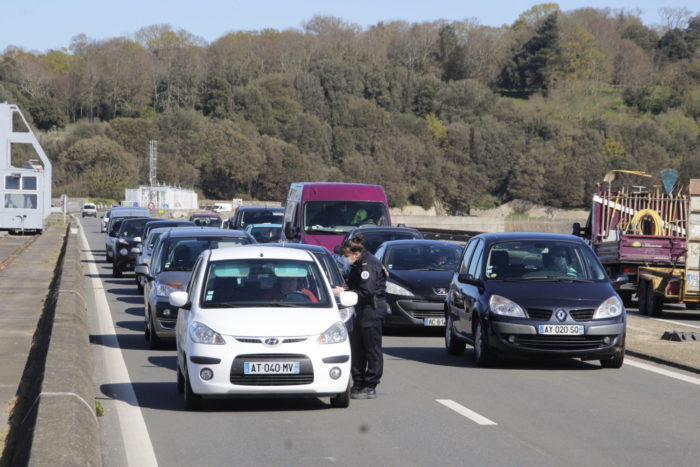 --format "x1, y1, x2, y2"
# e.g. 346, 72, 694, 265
304, 201, 389, 234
